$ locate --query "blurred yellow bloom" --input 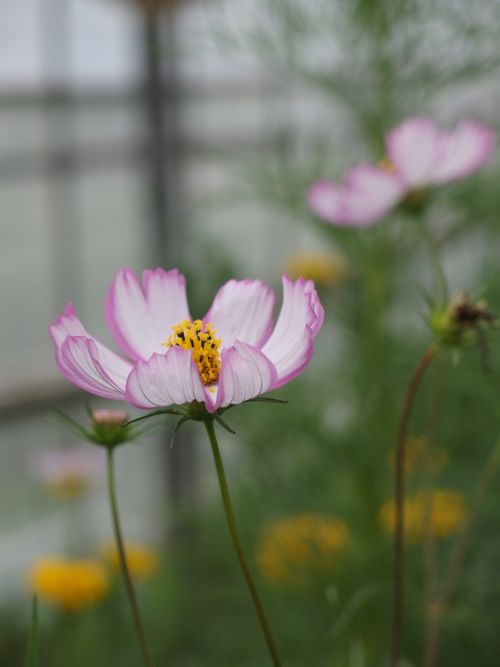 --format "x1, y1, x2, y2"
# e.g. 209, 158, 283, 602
283, 251, 349, 287
255, 513, 349, 586
388, 436, 448, 474
102, 542, 159, 581
379, 490, 467, 544
28, 558, 109, 612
